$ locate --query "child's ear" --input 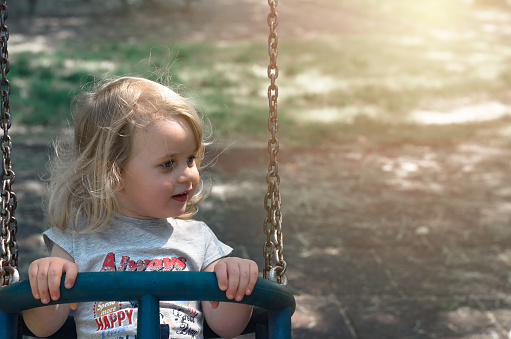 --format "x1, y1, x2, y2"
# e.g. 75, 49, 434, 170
111, 165, 124, 192
114, 177, 124, 192
115, 182, 124, 192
